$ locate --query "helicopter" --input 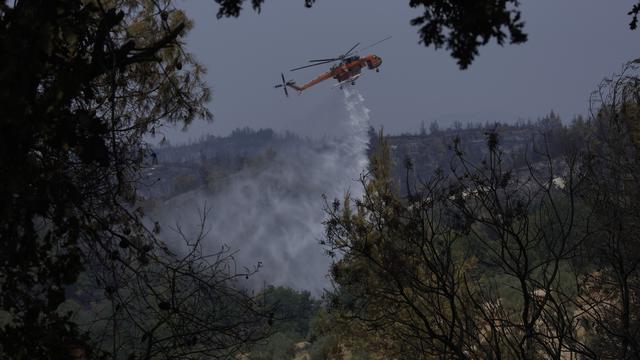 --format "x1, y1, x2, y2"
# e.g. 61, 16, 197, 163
274, 36, 391, 96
